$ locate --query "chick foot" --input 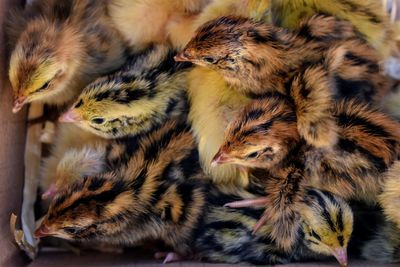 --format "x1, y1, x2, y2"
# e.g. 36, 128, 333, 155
224, 197, 269, 233
154, 251, 183, 264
